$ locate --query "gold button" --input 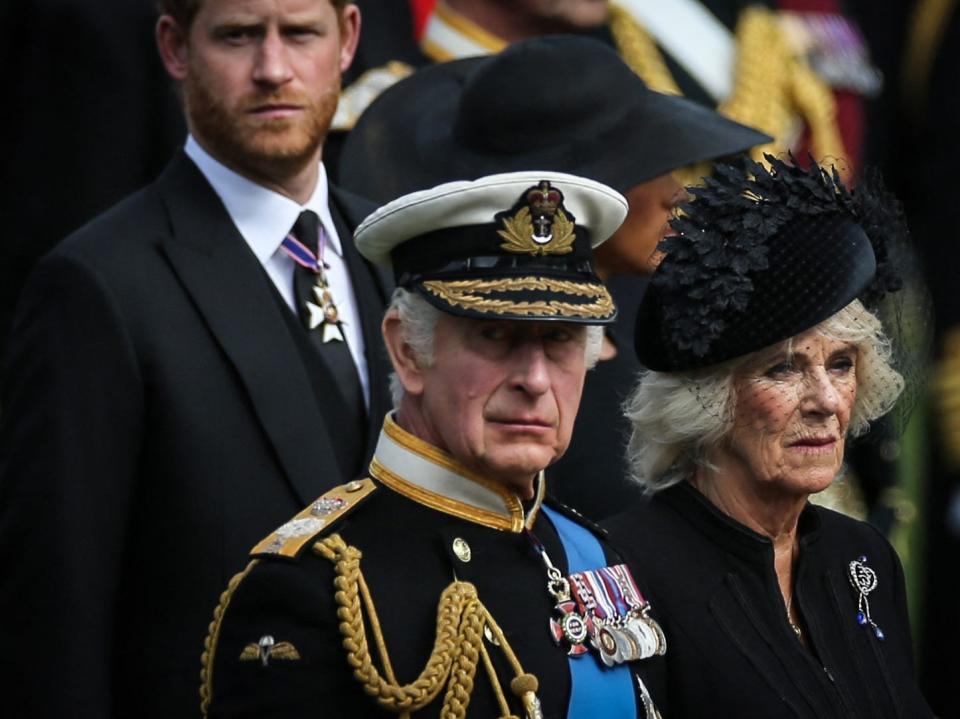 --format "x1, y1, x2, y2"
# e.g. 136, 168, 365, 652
452, 537, 472, 563
345, 480, 364, 493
